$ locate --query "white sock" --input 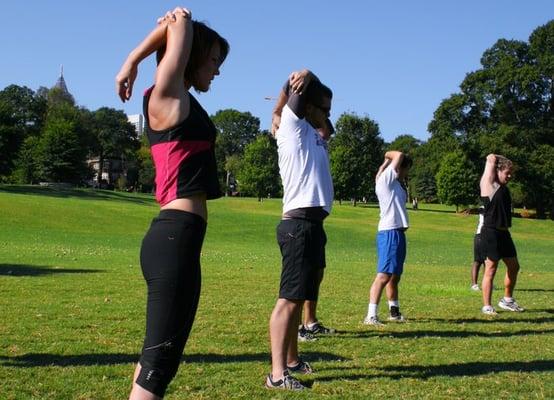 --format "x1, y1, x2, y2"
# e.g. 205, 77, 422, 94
367, 303, 378, 318
306, 321, 318, 330
388, 300, 399, 309
503, 296, 514, 303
